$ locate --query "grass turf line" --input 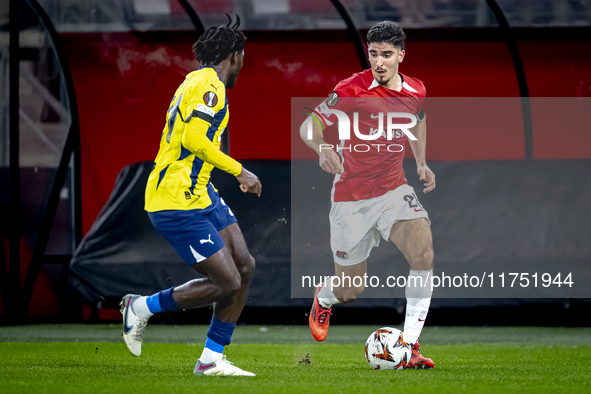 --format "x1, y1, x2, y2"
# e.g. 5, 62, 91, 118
2, 325, 591, 345
1, 342, 590, 393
